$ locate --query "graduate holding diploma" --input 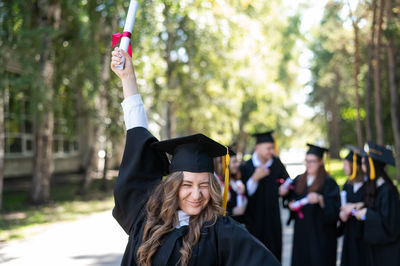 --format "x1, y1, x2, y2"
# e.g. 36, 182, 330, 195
110, 42, 280, 266
338, 145, 368, 266
280, 144, 340, 266
354, 142, 400, 266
